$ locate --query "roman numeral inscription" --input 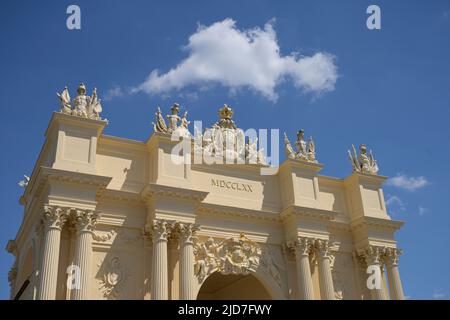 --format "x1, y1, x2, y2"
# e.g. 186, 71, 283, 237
211, 178, 253, 193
